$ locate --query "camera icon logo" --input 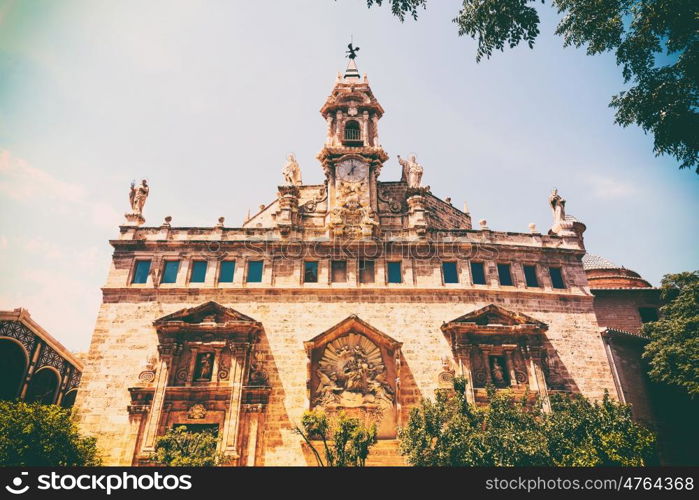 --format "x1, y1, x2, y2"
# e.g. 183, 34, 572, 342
5, 472, 30, 495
